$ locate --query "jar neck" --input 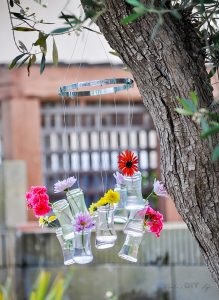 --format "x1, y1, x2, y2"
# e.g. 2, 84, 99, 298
52, 199, 69, 212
